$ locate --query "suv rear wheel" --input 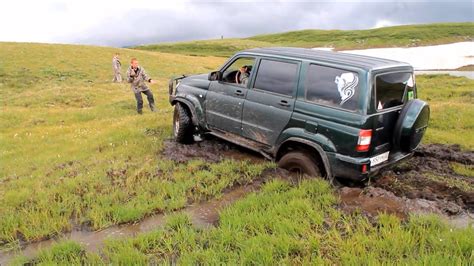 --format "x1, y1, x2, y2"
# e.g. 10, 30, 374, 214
173, 103, 194, 144
278, 151, 322, 177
